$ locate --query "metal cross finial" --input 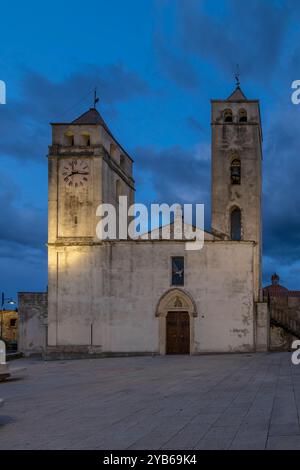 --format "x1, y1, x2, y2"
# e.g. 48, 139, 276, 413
93, 87, 99, 109
235, 64, 240, 88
